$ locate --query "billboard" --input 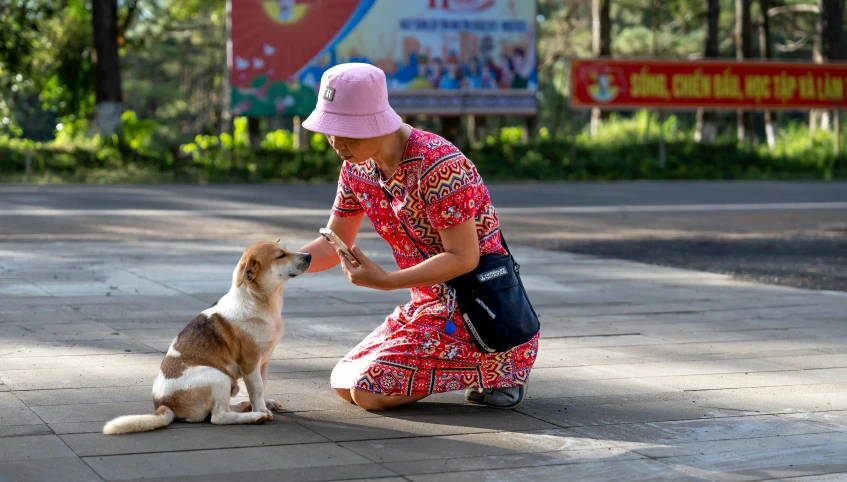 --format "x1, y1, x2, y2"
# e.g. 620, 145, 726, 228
570, 58, 847, 110
229, 0, 538, 117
